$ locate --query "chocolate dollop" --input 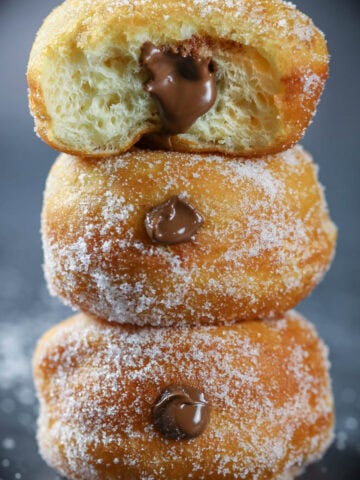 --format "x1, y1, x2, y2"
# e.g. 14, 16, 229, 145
145, 196, 204, 245
153, 385, 210, 440
140, 42, 217, 134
